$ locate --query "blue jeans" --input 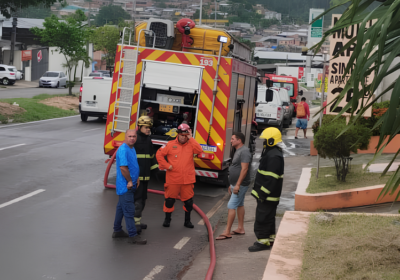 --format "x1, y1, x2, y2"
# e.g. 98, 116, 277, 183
113, 188, 137, 237
296, 119, 308, 129
227, 185, 249, 209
